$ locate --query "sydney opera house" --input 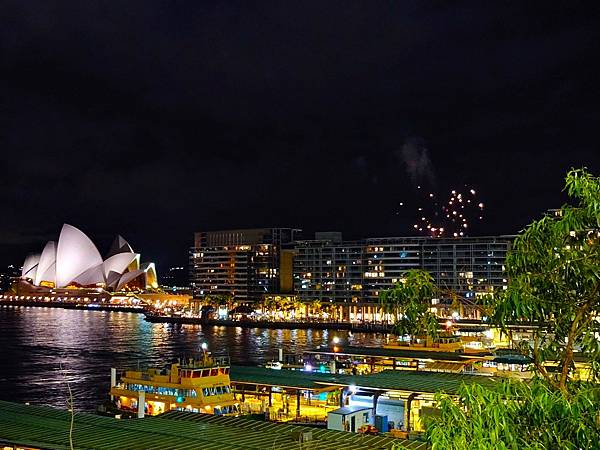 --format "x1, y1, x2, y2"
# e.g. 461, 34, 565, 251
17, 224, 158, 295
